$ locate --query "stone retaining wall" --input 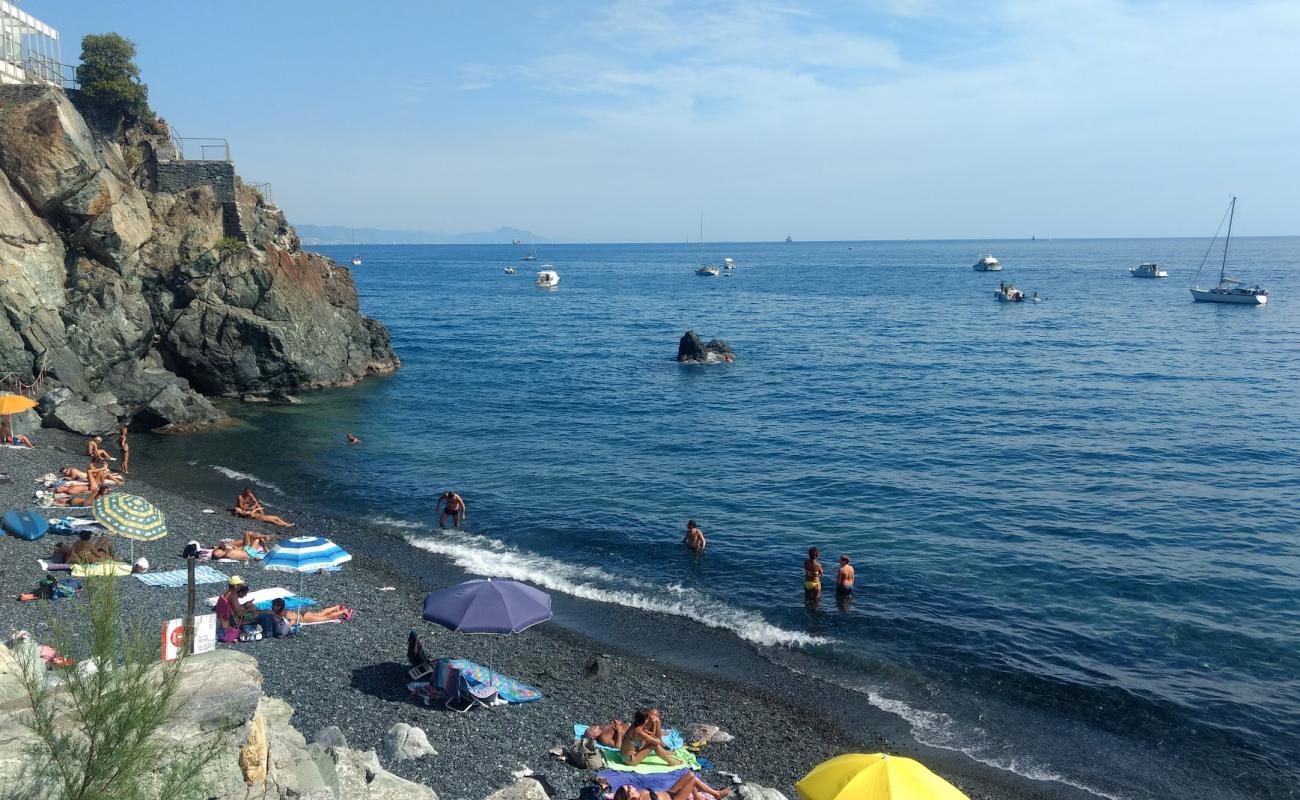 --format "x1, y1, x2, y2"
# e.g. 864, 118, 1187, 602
155, 160, 236, 202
